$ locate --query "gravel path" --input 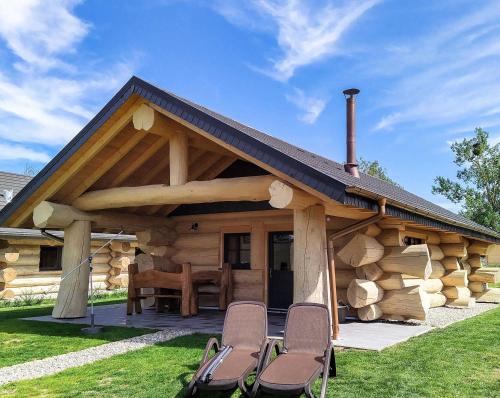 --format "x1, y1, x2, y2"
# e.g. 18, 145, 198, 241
421, 302, 498, 328
0, 329, 192, 386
